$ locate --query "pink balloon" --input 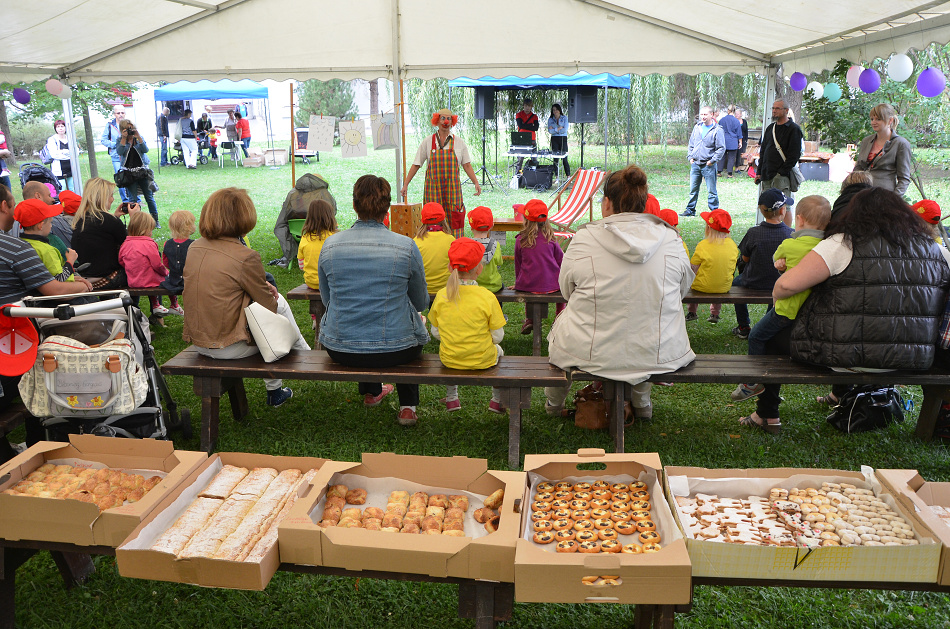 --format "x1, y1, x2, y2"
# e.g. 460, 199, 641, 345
789, 72, 807, 91
846, 65, 864, 89
44, 79, 63, 96
859, 68, 881, 94
917, 67, 946, 98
